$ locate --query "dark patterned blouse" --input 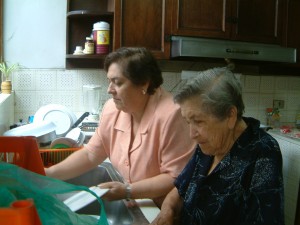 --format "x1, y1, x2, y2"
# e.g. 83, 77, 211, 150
175, 117, 284, 225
